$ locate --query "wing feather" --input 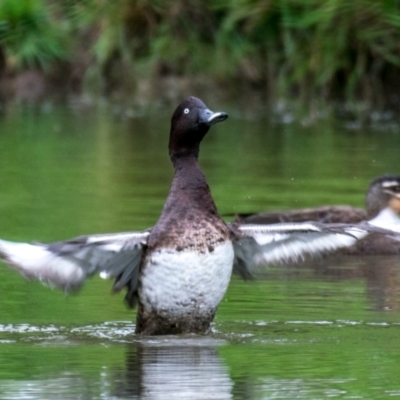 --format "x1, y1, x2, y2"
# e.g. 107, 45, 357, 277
0, 231, 150, 293
232, 222, 375, 275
